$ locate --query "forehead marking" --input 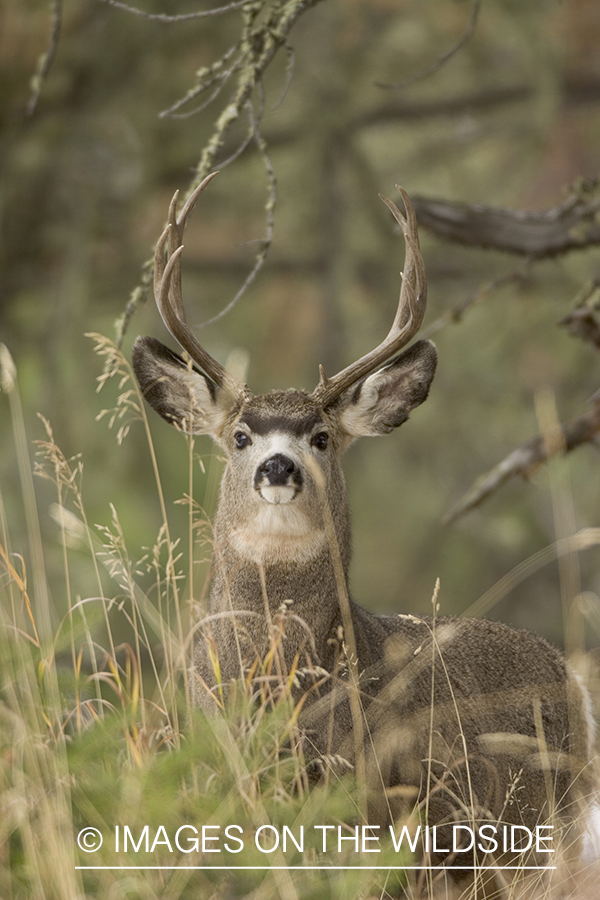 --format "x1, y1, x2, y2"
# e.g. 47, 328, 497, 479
239, 412, 324, 437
